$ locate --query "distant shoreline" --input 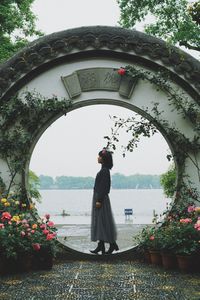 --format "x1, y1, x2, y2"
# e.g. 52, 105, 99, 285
39, 173, 162, 190
39, 187, 163, 190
